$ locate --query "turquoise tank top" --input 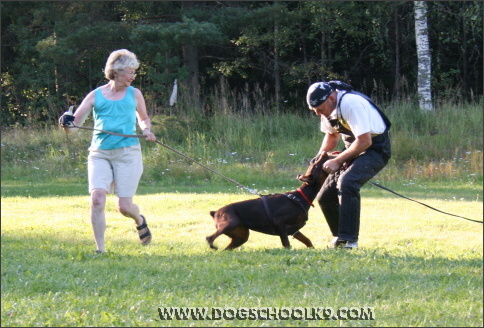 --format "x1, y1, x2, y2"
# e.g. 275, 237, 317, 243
90, 86, 140, 150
